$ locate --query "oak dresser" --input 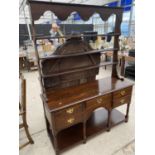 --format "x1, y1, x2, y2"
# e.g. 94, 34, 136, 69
28, 1, 134, 154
